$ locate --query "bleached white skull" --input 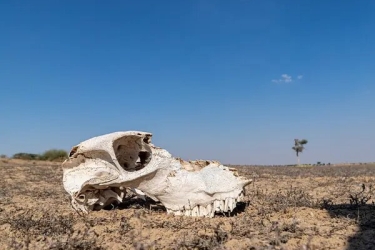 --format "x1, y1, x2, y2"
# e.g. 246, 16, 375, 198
62, 131, 252, 217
